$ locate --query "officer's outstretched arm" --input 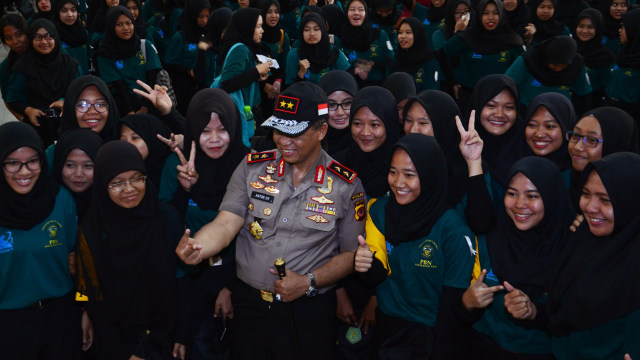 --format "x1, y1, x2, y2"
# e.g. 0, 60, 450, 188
176, 210, 244, 265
